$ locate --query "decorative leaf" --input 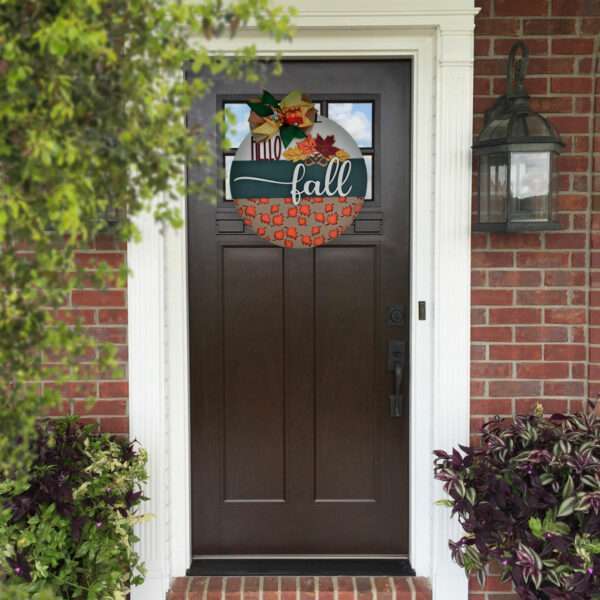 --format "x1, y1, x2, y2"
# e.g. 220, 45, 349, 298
280, 89, 303, 109
248, 102, 274, 117
261, 90, 279, 107
280, 125, 306, 148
